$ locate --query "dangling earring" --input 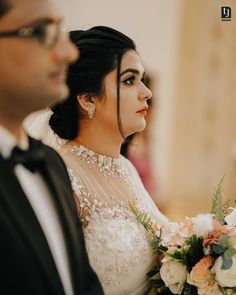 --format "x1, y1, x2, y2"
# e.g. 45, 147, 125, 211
87, 104, 95, 119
